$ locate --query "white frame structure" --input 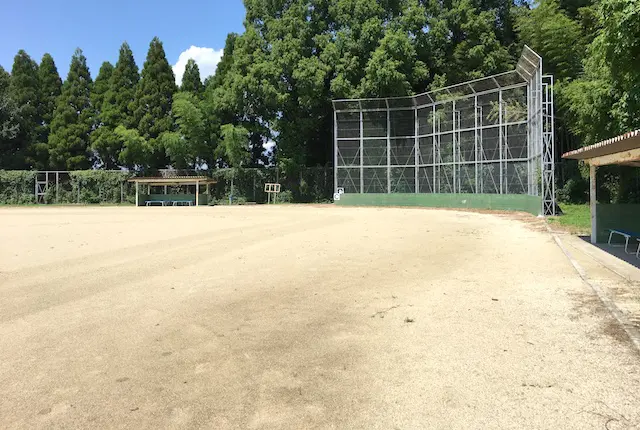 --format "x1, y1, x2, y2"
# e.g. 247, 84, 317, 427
332, 46, 555, 215
264, 182, 281, 204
